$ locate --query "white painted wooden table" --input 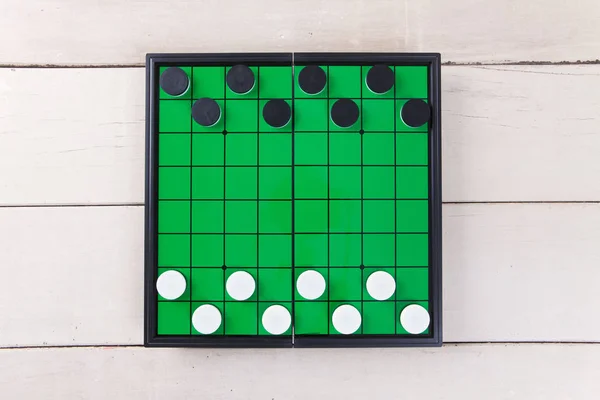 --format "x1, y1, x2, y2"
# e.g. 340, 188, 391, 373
0, 1, 599, 398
